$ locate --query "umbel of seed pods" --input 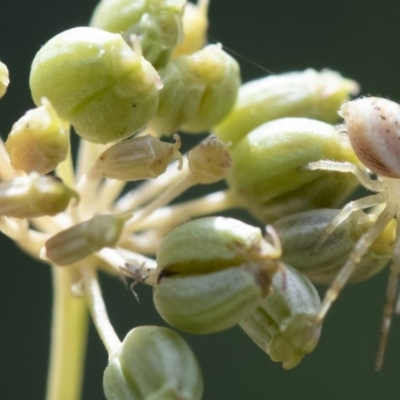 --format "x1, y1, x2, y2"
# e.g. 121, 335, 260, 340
0, 2, 240, 397
3, 0, 400, 397
0, 46, 374, 400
